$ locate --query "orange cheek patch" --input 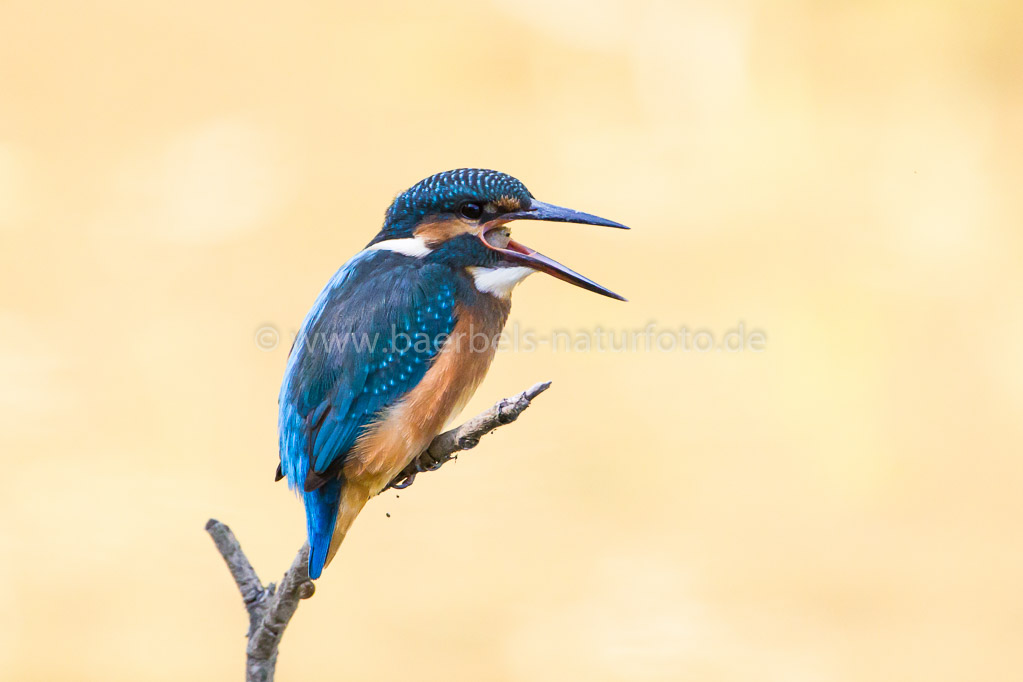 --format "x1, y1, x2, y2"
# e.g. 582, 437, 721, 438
413, 217, 474, 247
